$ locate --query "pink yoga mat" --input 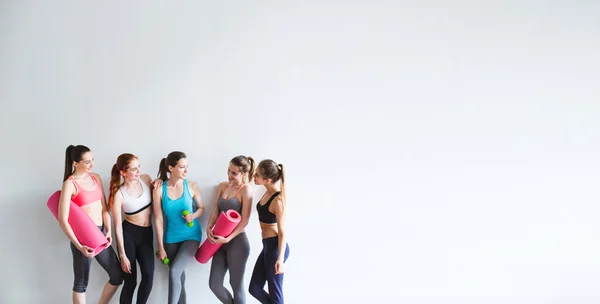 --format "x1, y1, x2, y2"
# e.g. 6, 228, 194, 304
47, 190, 110, 256
195, 209, 241, 264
